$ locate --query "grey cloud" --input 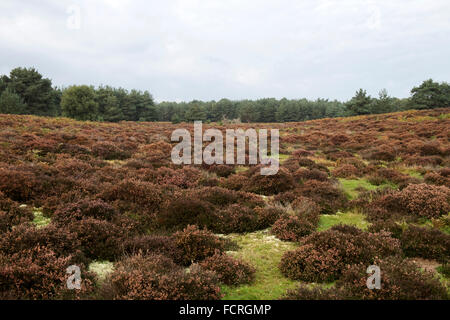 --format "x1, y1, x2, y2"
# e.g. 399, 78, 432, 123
0, 0, 449, 102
